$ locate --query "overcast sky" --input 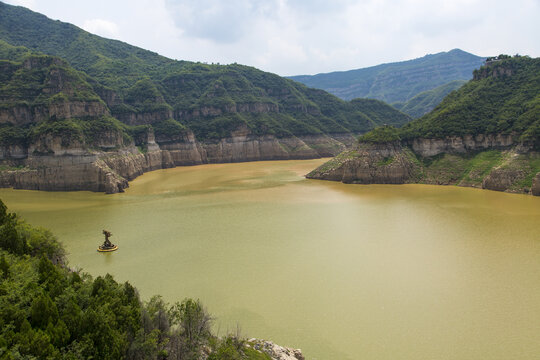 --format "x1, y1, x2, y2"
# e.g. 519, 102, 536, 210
4, 0, 540, 76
